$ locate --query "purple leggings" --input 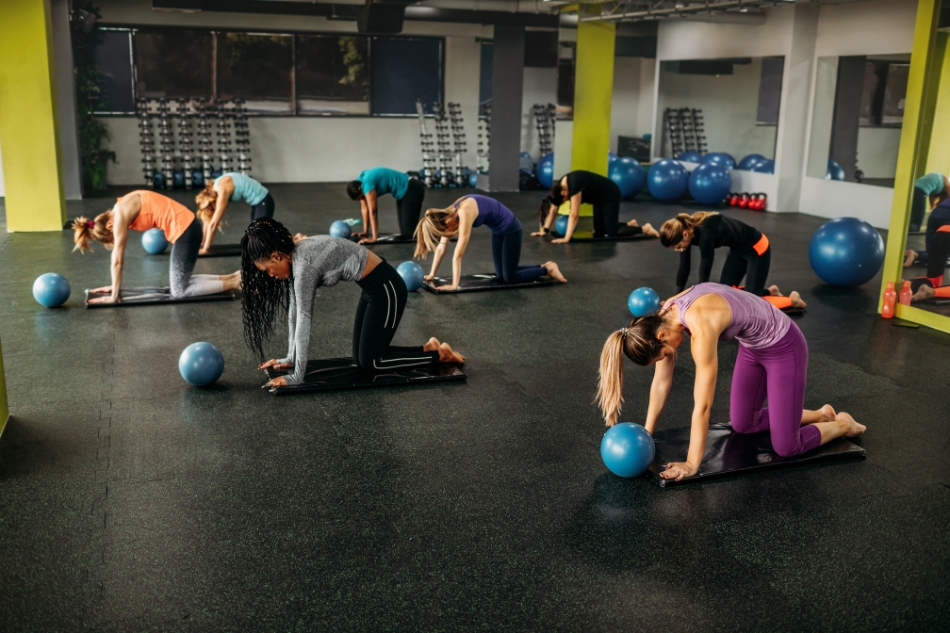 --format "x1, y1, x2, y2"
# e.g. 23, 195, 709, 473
730, 321, 821, 457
